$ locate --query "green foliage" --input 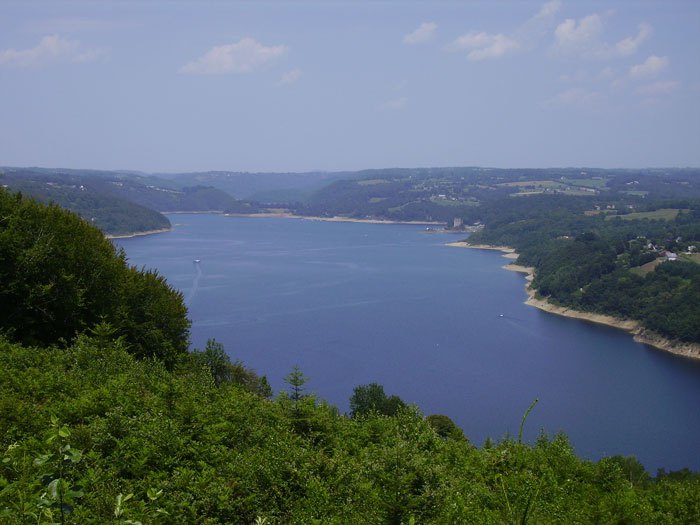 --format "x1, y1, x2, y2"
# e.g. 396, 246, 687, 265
0, 337, 699, 523
190, 339, 272, 396
285, 365, 308, 402
349, 383, 406, 417
0, 189, 190, 359
470, 194, 700, 343
425, 414, 465, 440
